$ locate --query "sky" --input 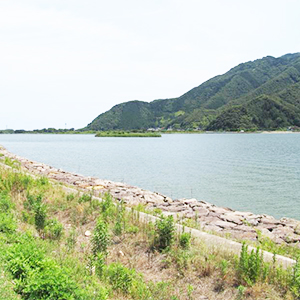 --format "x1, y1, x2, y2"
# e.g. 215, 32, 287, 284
1, 0, 300, 130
